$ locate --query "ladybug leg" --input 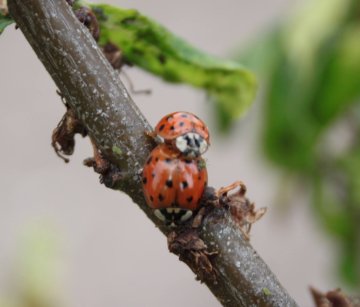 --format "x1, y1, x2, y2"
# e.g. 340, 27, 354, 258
144, 130, 164, 145
192, 207, 206, 228
144, 130, 157, 139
